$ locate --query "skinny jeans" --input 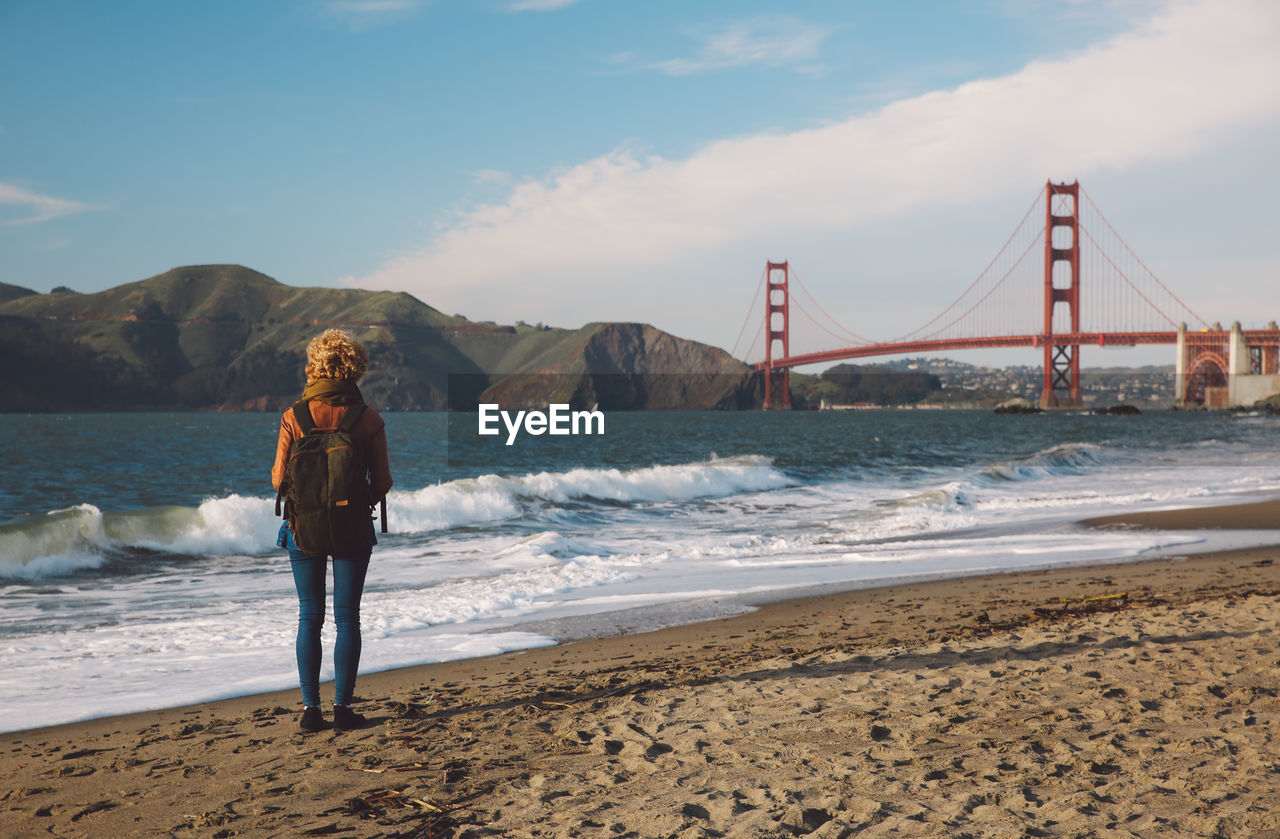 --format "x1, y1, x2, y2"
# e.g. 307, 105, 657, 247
282, 526, 372, 708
